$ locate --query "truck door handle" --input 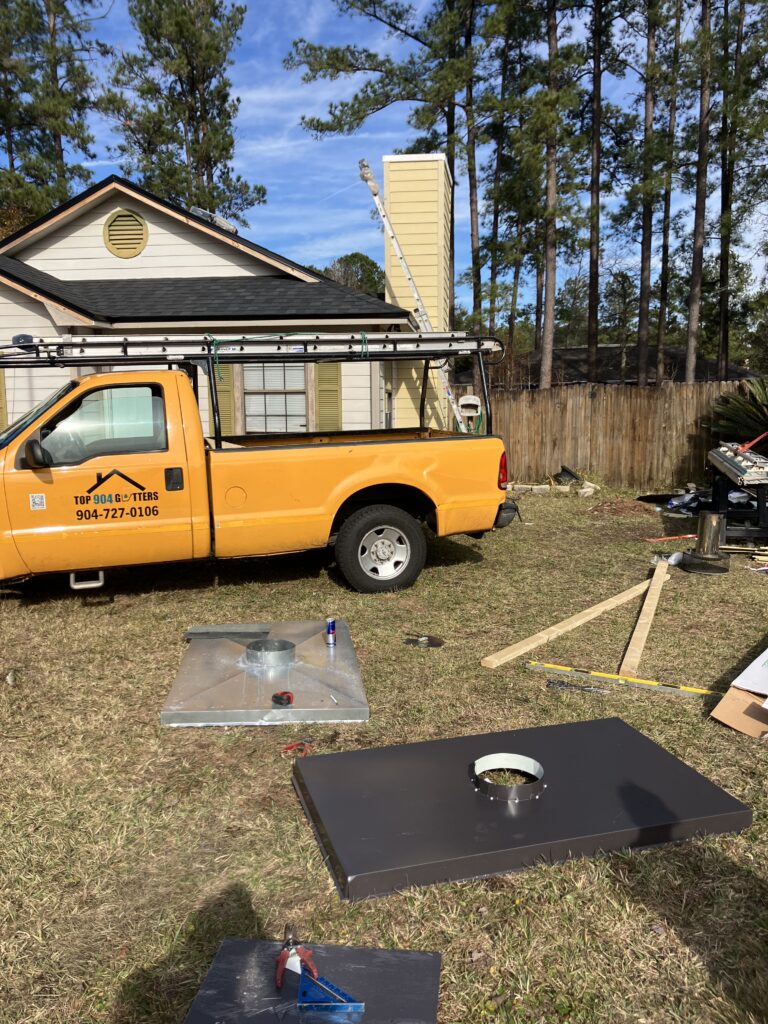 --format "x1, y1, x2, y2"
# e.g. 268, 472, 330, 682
165, 467, 184, 491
